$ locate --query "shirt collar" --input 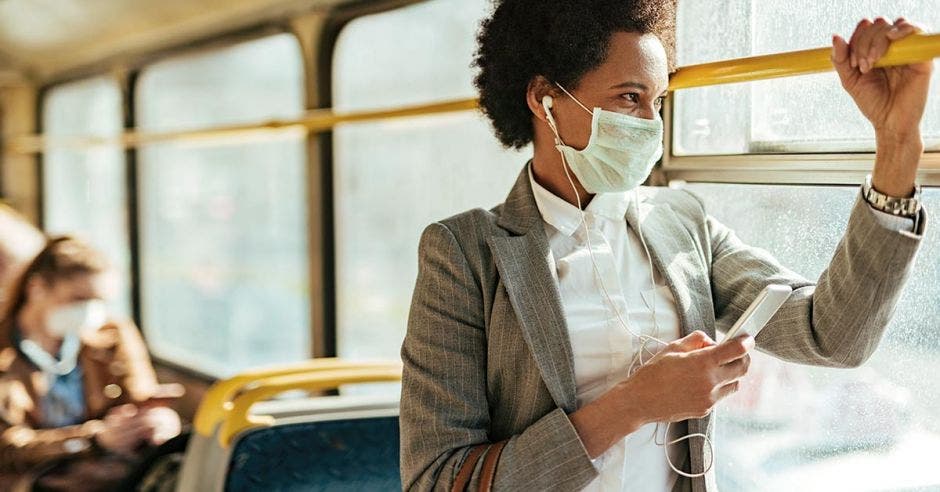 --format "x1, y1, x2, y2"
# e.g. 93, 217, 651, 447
527, 163, 632, 237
